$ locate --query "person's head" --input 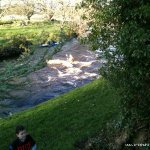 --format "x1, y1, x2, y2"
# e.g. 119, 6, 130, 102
16, 125, 27, 142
